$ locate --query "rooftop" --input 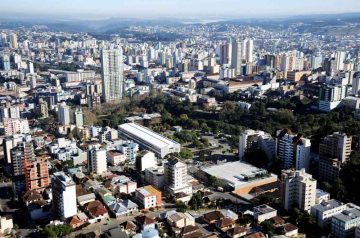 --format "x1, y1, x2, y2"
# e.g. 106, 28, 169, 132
202, 161, 276, 188
118, 123, 180, 149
